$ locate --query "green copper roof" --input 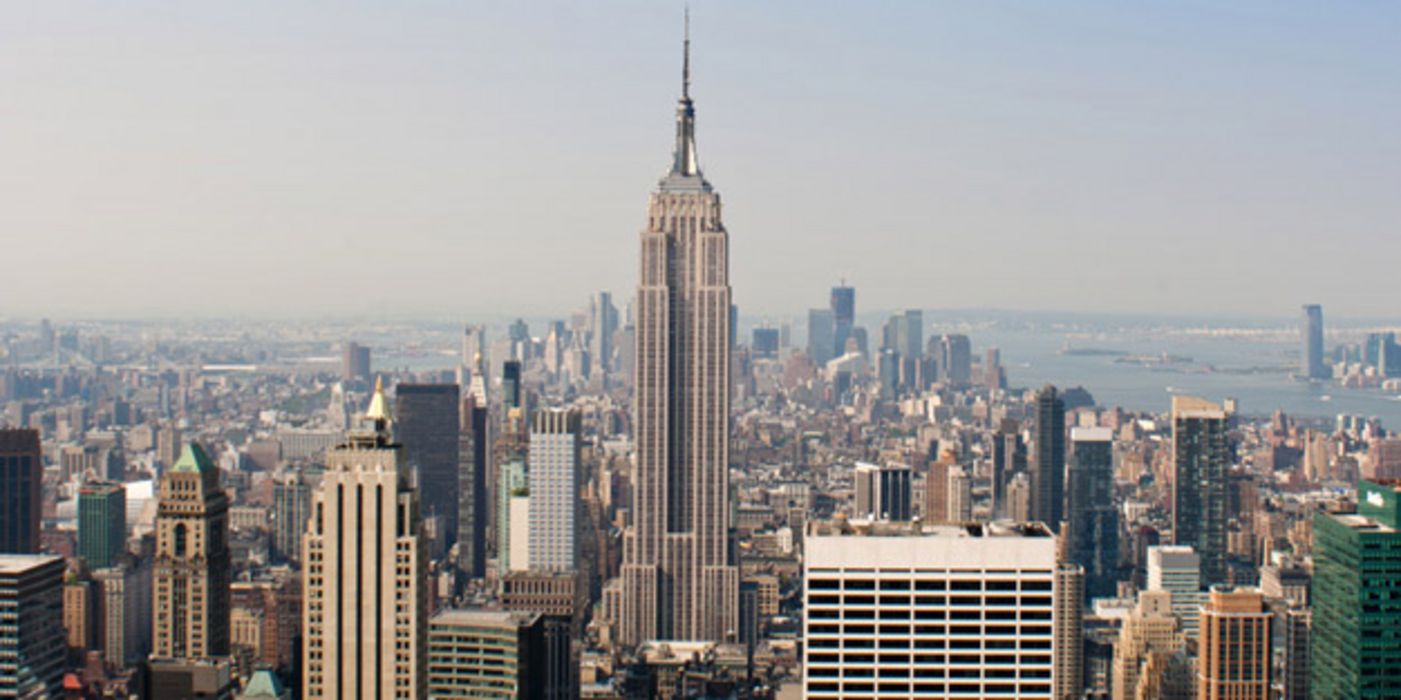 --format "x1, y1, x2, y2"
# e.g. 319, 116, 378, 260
170, 442, 216, 474
240, 669, 286, 697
